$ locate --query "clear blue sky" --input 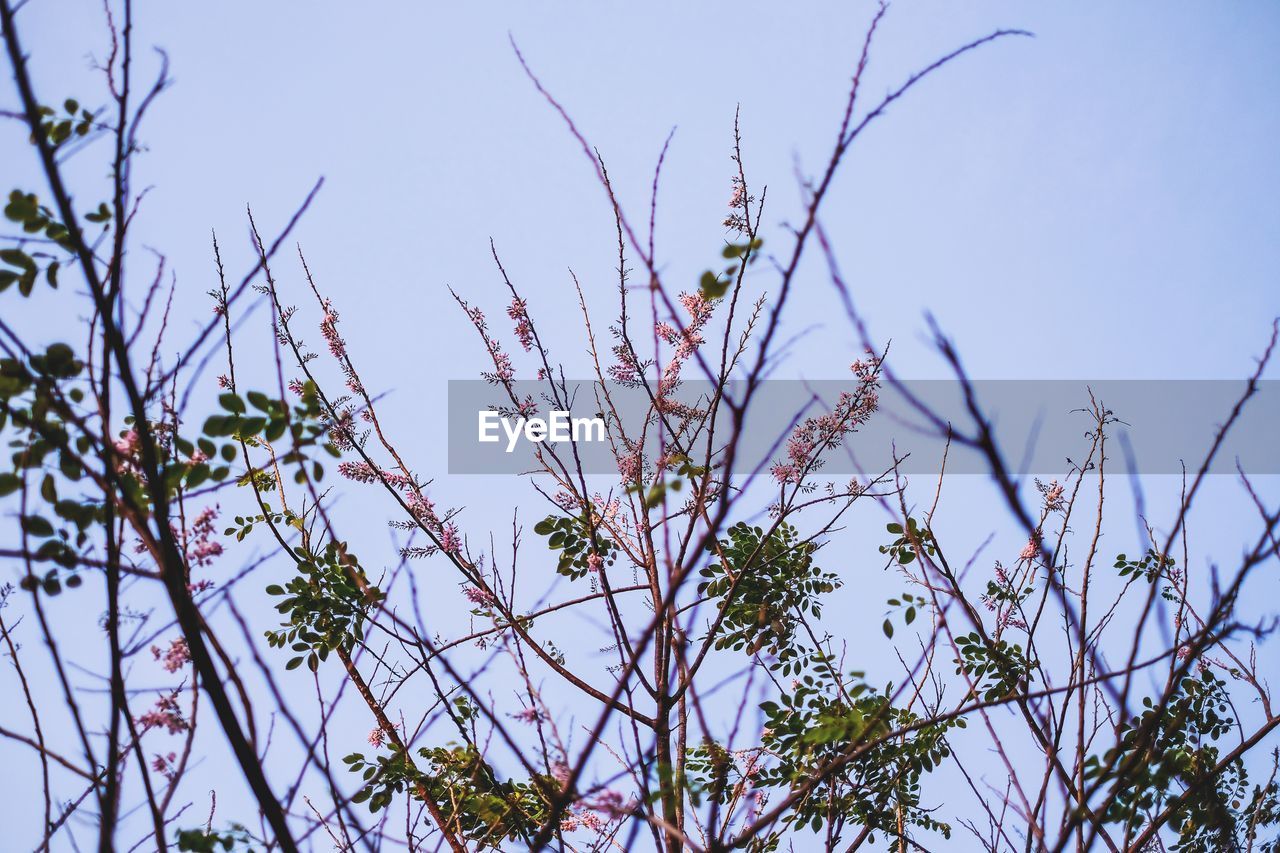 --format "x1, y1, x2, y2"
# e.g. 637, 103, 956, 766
3, 2, 1279, 848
